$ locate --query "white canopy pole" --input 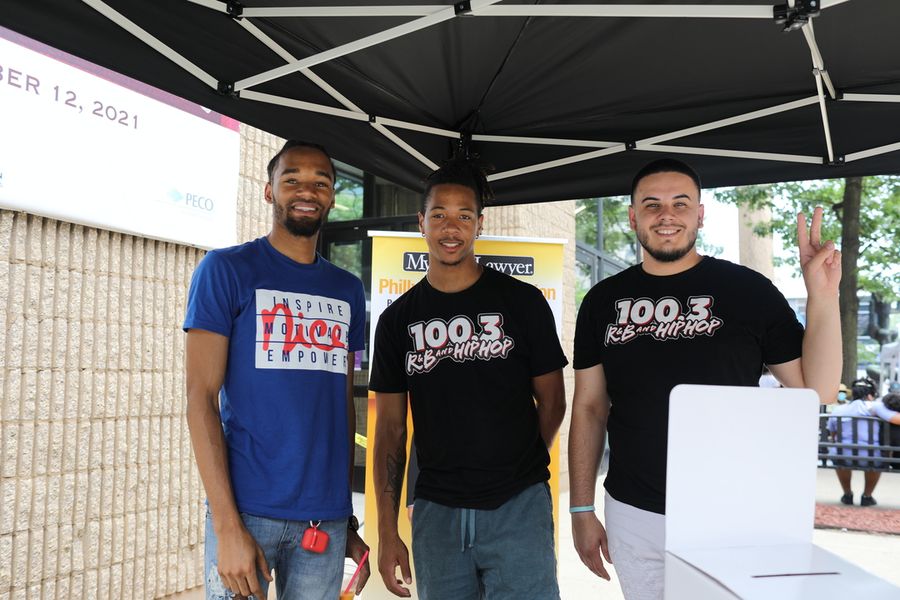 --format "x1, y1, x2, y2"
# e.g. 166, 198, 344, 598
844, 141, 900, 163
639, 144, 823, 164
371, 123, 440, 170
242, 6, 447, 18
239, 4, 774, 19
813, 69, 836, 163
237, 19, 366, 112
82, 0, 218, 88
234, 0, 503, 92
472, 134, 618, 148
375, 118, 460, 139
478, 5, 772, 18
237, 18, 299, 64
488, 145, 627, 182
637, 97, 819, 146
236, 3, 852, 19
240, 87, 442, 170
821, 0, 854, 8
841, 94, 900, 103
801, 21, 837, 99
185, 0, 228, 12
236, 19, 445, 169
239, 90, 369, 121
